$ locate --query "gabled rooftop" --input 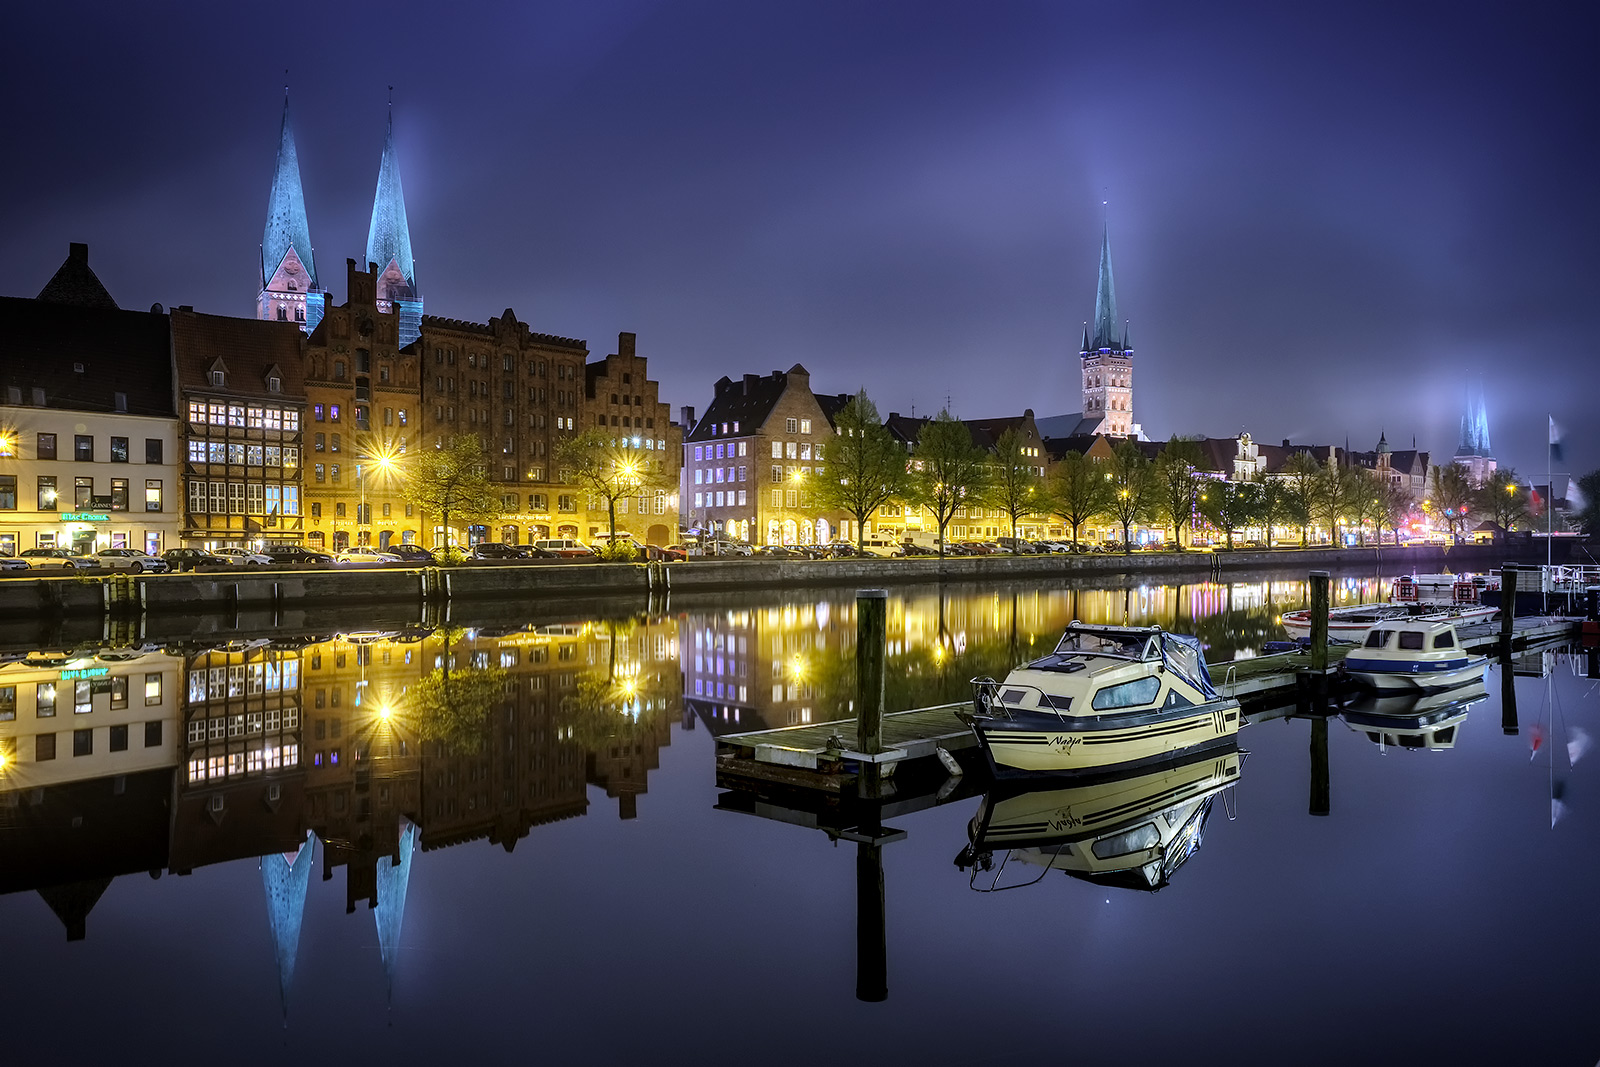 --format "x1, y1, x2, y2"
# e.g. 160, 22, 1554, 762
0, 294, 173, 417
36, 242, 118, 310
